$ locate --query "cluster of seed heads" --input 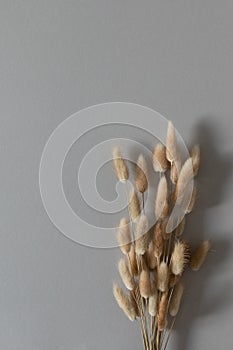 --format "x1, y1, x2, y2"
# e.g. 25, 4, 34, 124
112, 121, 210, 350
